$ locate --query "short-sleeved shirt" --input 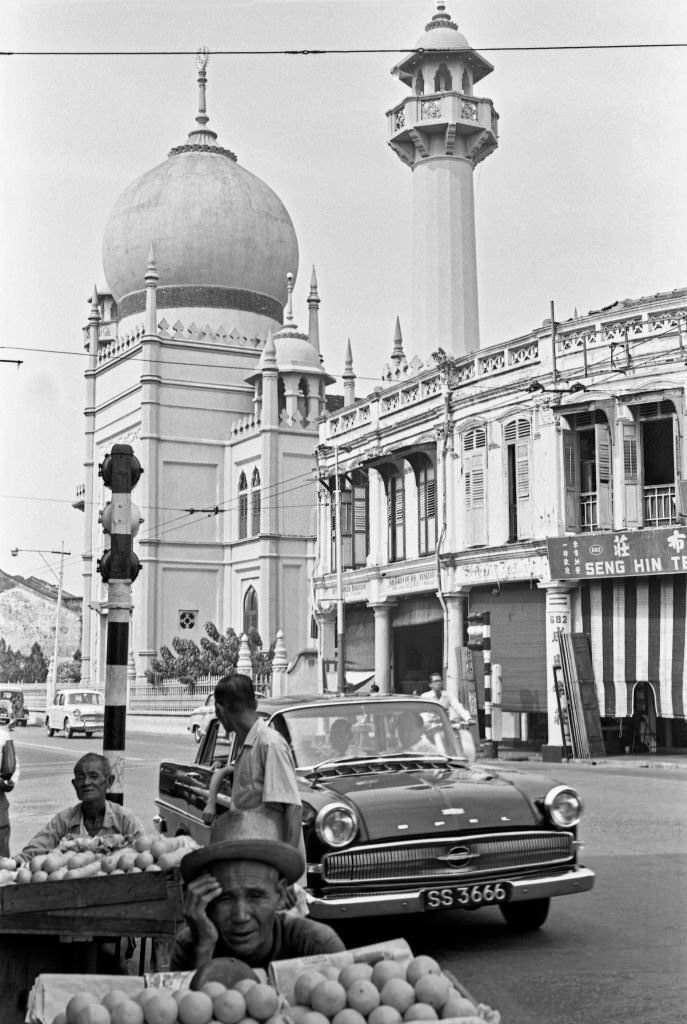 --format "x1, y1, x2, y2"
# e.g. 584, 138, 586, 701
170, 911, 345, 971
19, 801, 144, 861
231, 718, 301, 814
